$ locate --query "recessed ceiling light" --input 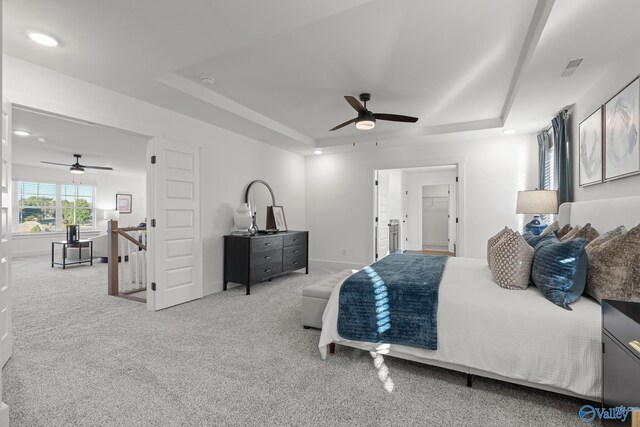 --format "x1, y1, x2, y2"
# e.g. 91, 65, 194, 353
38, 137, 48, 143
313, 149, 323, 155
200, 76, 215, 86
503, 129, 516, 135
13, 130, 31, 137
27, 31, 59, 47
